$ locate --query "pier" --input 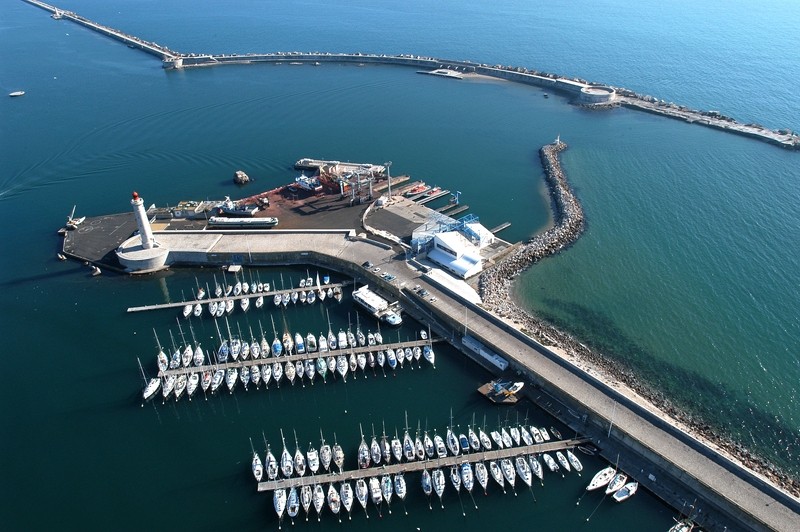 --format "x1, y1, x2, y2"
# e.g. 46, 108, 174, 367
256, 437, 590, 492
415, 189, 451, 205
126, 281, 350, 313
489, 222, 512, 234
157, 338, 437, 379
